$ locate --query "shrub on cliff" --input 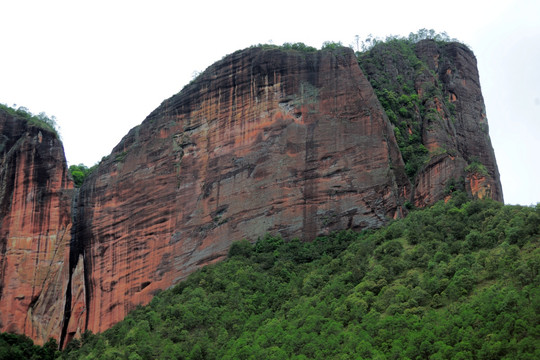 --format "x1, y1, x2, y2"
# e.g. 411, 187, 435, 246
68, 163, 97, 187
281, 42, 317, 52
